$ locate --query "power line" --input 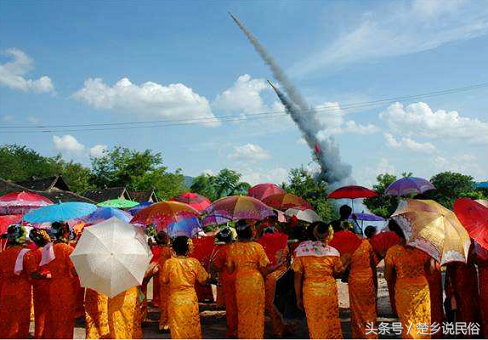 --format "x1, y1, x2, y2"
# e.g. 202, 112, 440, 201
1, 81, 487, 134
